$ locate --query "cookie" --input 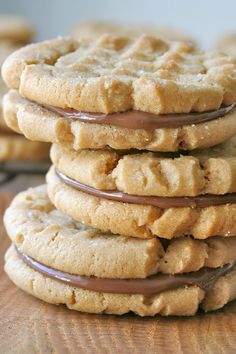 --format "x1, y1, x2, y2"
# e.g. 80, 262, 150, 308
5, 245, 236, 316
0, 49, 50, 160
0, 134, 50, 161
0, 42, 23, 132
5, 184, 236, 277
0, 20, 50, 161
46, 166, 236, 240
0, 18, 33, 131
50, 137, 236, 196
4, 186, 236, 316
0, 16, 33, 44
2, 35, 236, 115
0, 104, 11, 132
71, 20, 194, 43
0, 16, 33, 131
4, 90, 236, 152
